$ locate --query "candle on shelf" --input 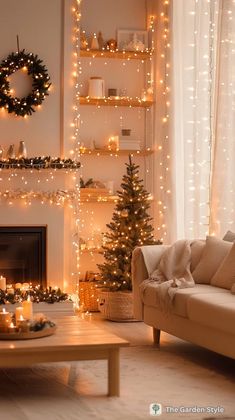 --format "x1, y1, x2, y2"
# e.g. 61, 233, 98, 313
22, 297, 33, 320
7, 286, 14, 294
22, 283, 30, 291
15, 282, 22, 290
0, 276, 6, 291
15, 307, 24, 325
